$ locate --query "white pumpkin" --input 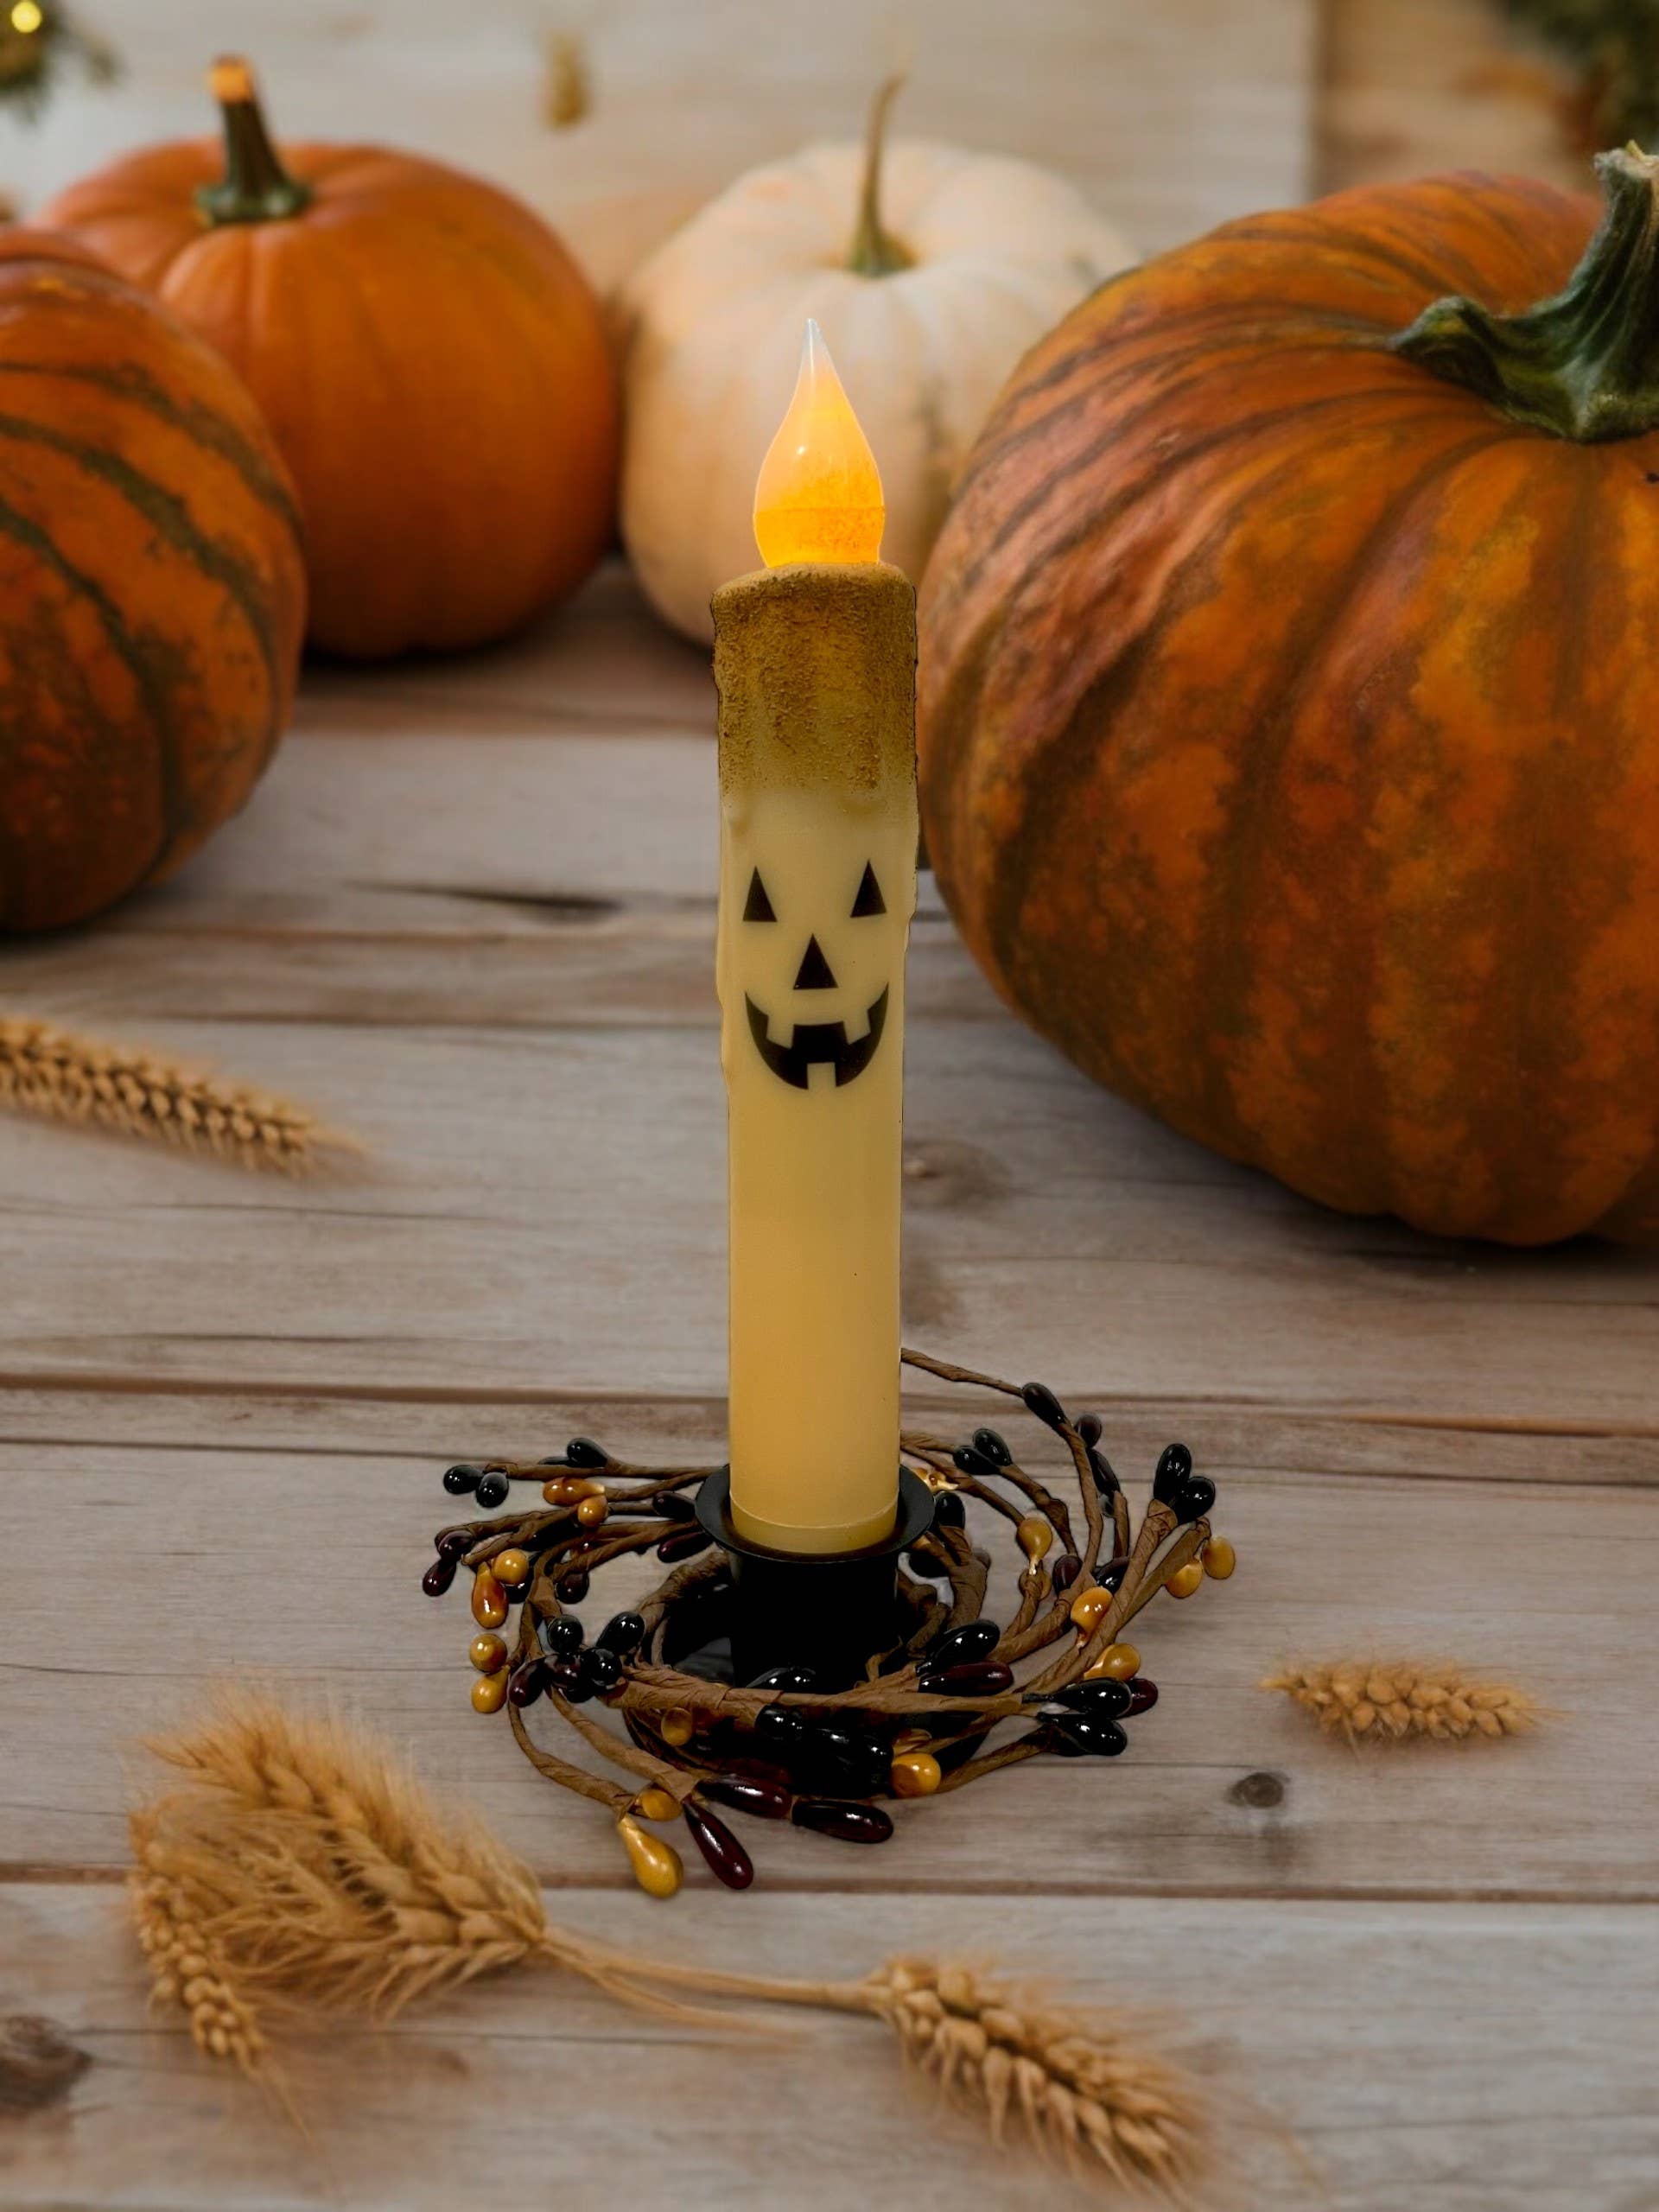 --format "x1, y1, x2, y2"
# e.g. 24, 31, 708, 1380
618, 120, 1134, 642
